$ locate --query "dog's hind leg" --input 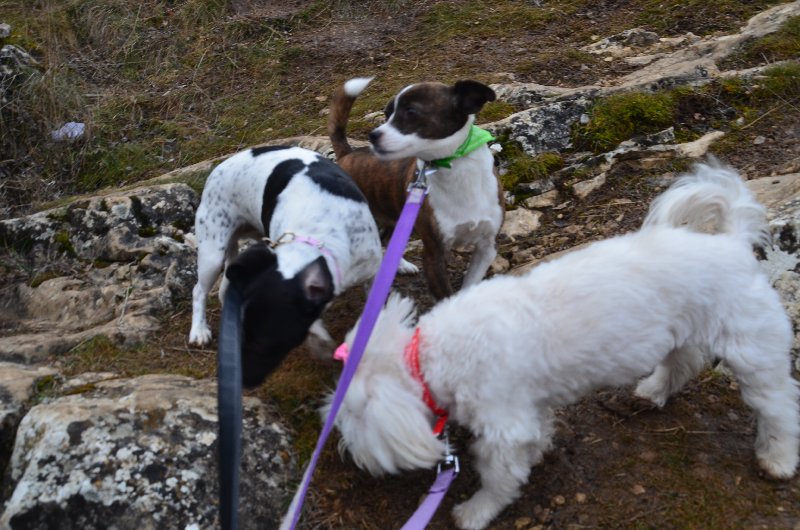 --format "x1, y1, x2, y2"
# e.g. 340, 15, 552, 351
421, 229, 453, 300
635, 344, 707, 407
724, 341, 799, 478
189, 240, 226, 345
